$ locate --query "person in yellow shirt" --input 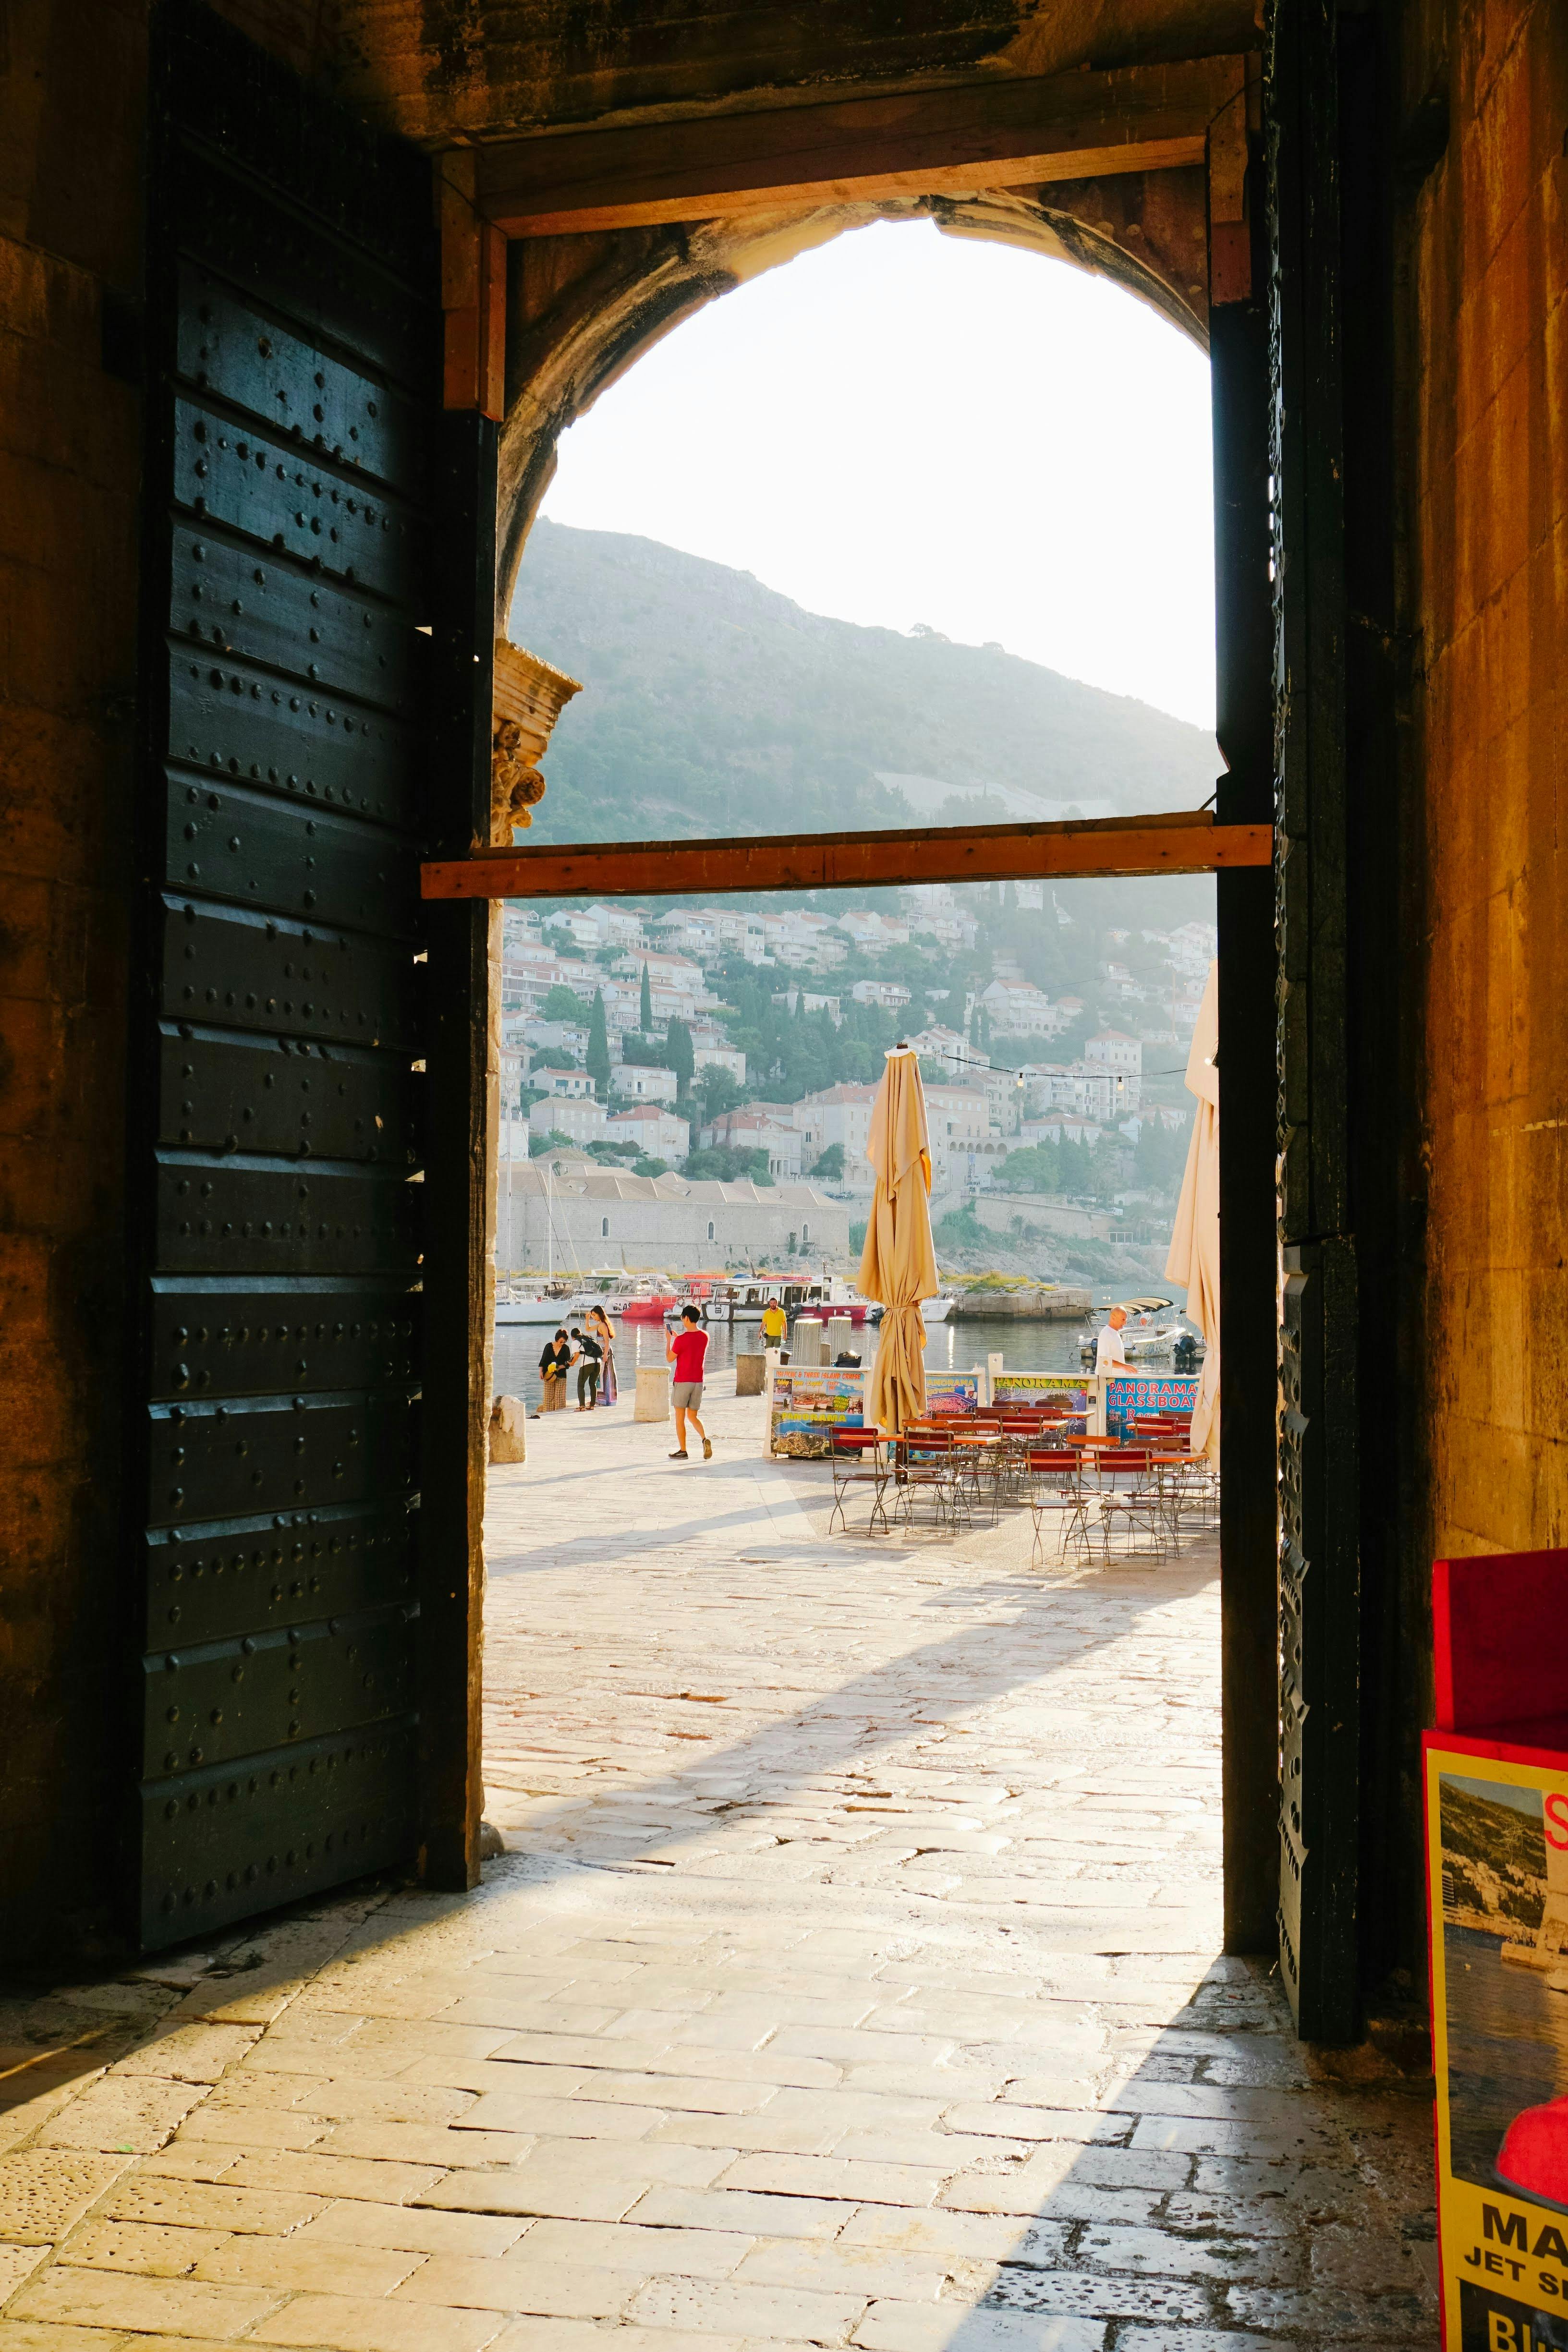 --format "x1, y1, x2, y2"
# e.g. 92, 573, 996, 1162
760, 1297, 788, 1351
